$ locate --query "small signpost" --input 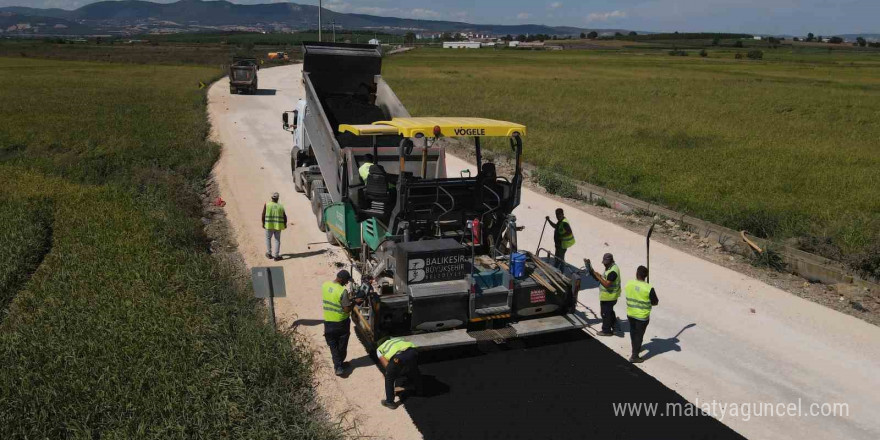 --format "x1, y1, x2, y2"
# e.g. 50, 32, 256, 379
251, 267, 286, 328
